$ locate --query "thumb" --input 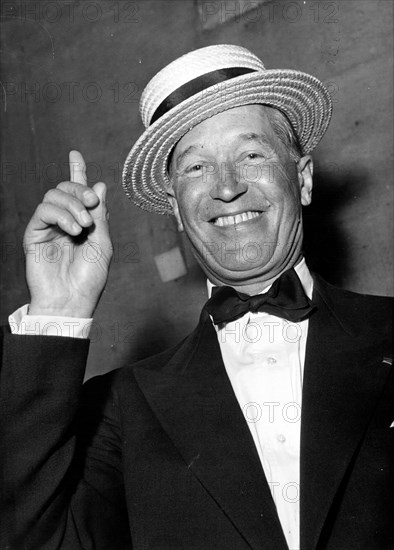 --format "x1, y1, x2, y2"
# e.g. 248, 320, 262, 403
90, 182, 109, 224
87, 182, 112, 263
